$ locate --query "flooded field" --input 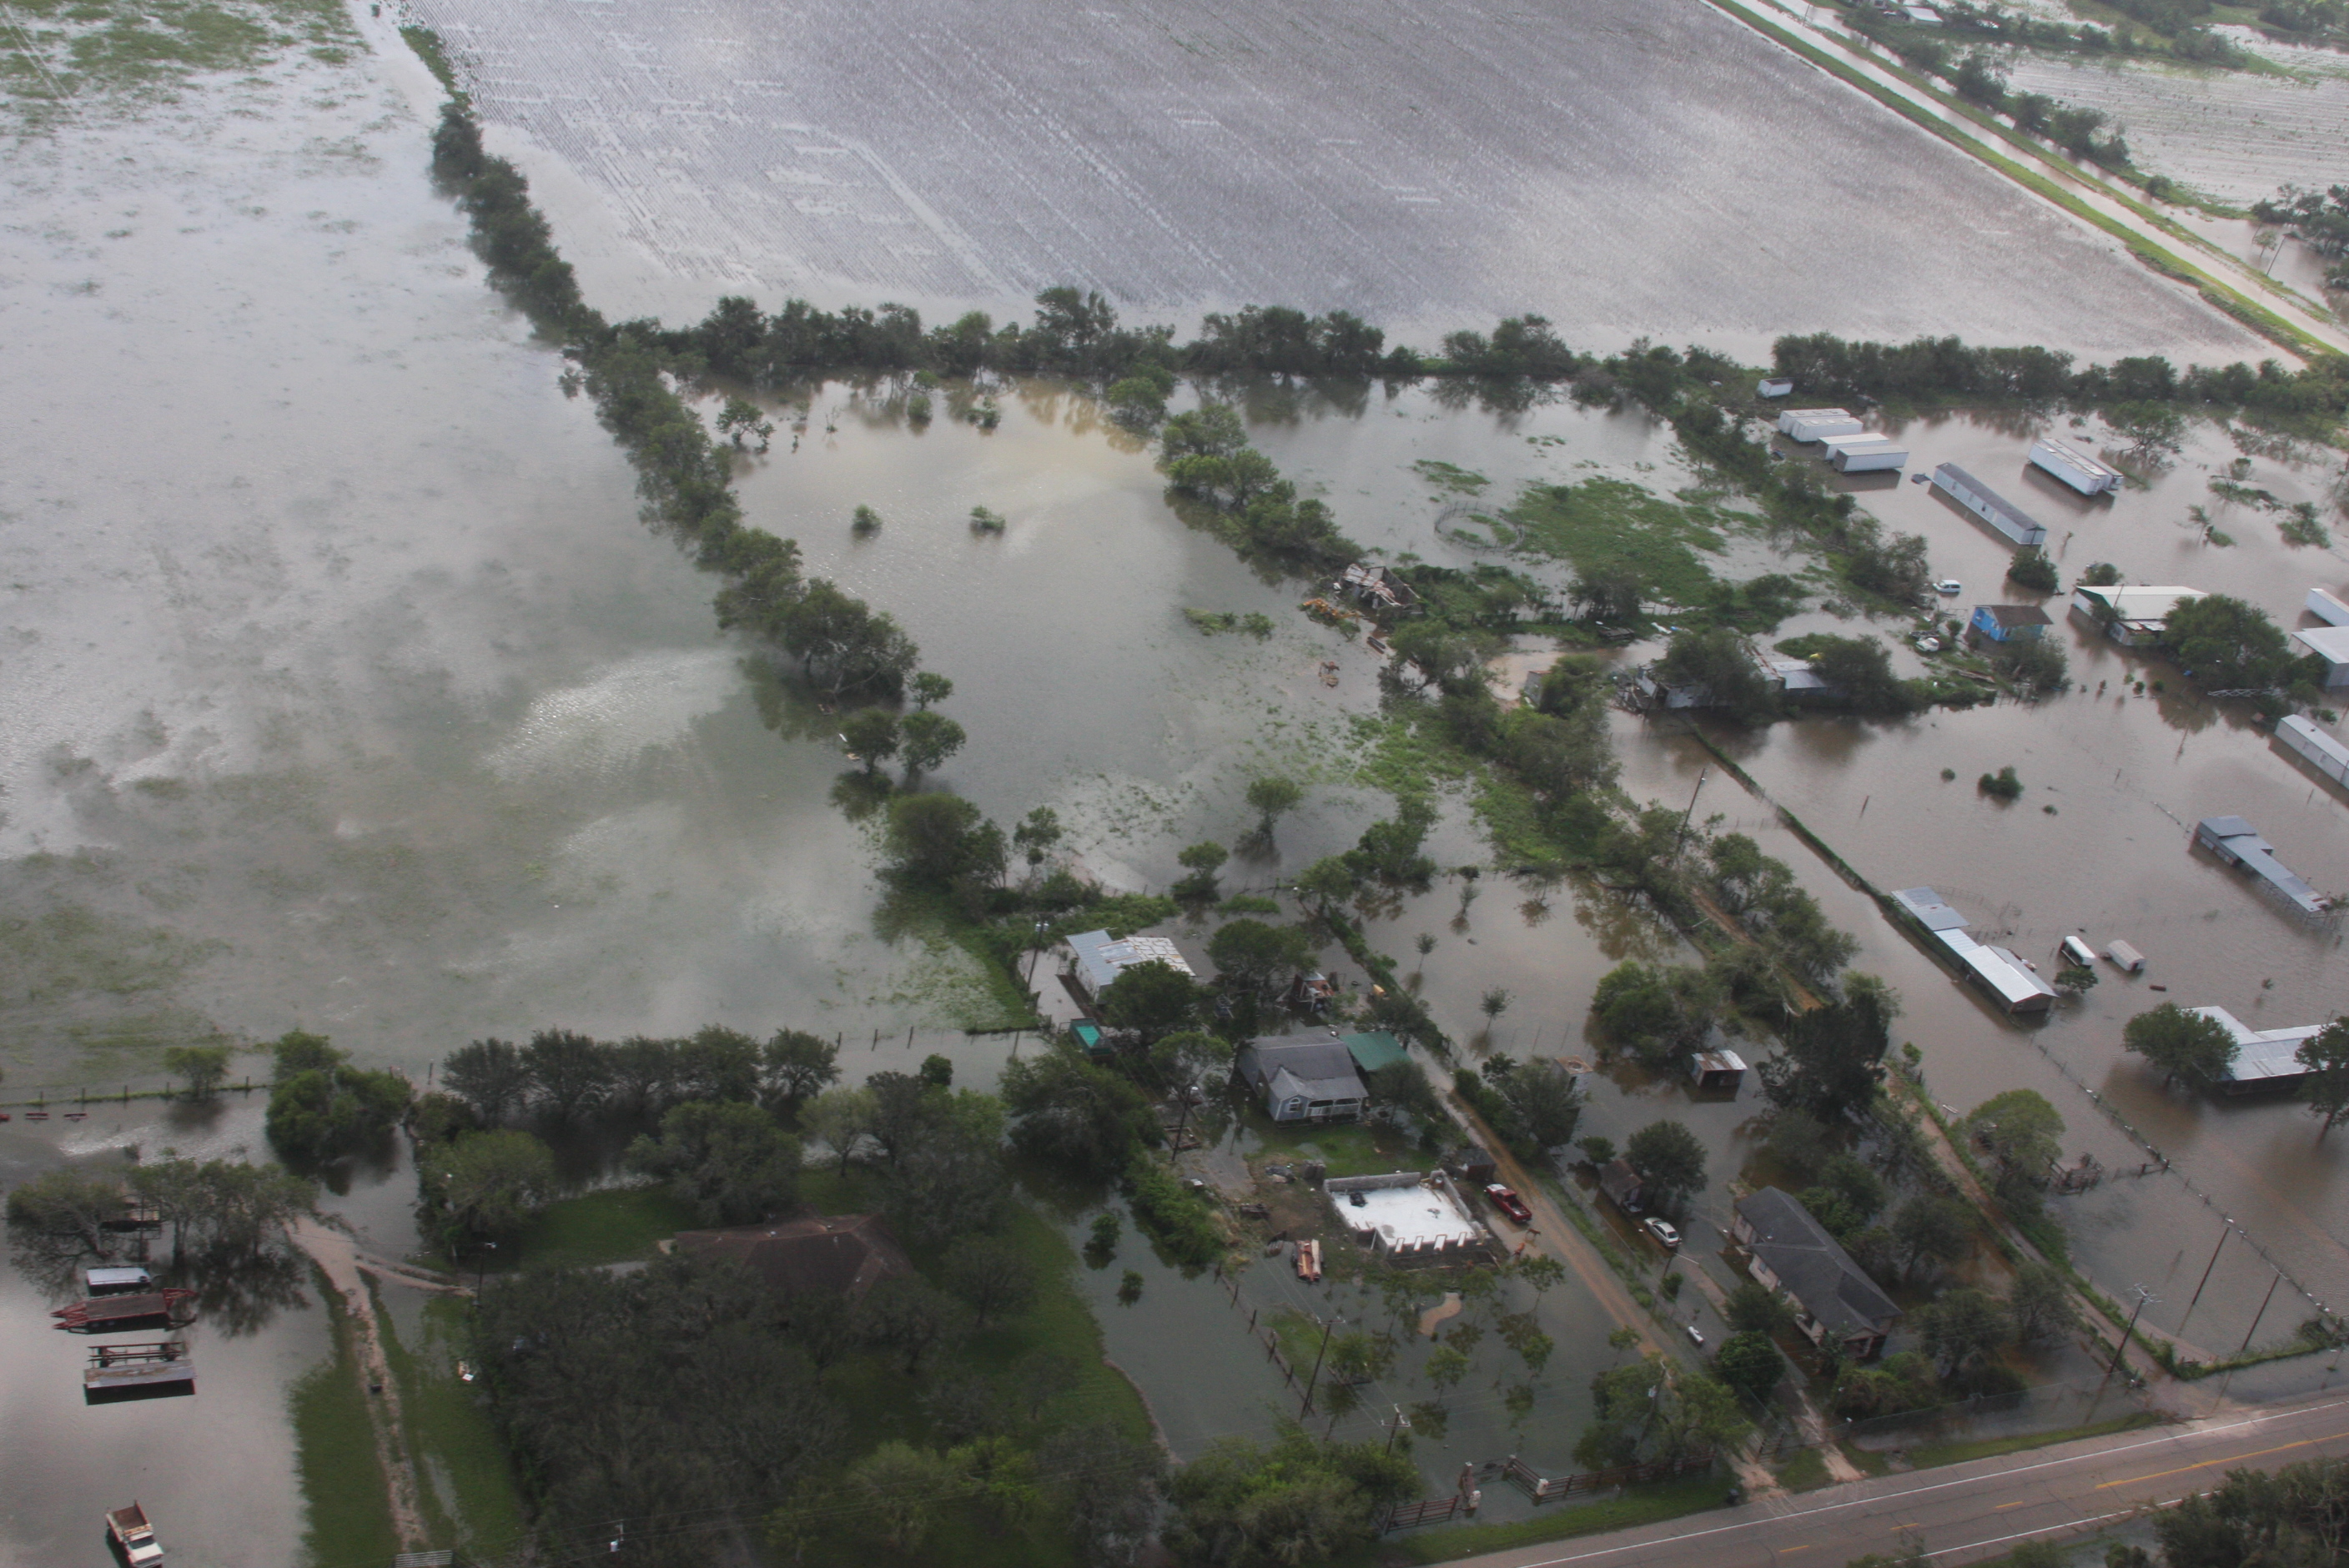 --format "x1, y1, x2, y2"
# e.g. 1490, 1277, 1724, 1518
2001, 40, 2349, 209
389, 0, 2263, 360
